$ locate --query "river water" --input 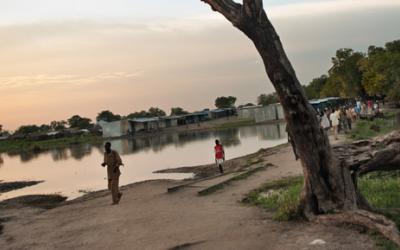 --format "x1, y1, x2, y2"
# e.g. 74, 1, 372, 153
0, 123, 287, 200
